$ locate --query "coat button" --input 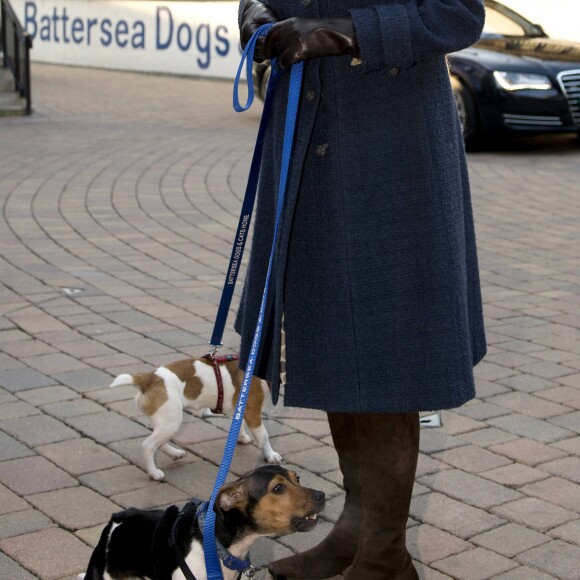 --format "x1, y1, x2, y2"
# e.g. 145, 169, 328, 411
389, 67, 400, 77
315, 143, 328, 157
306, 90, 316, 101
